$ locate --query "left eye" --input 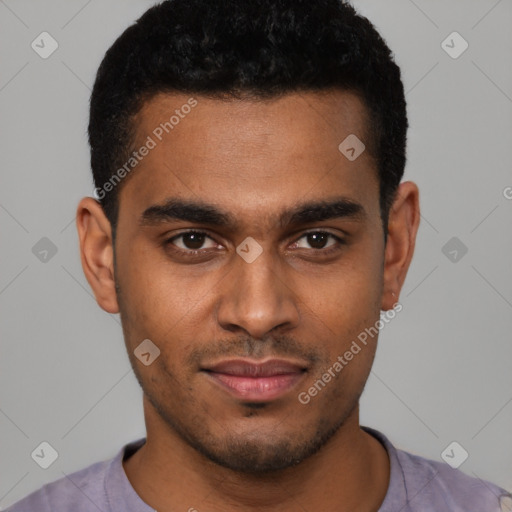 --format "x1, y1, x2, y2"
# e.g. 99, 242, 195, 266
292, 232, 342, 250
